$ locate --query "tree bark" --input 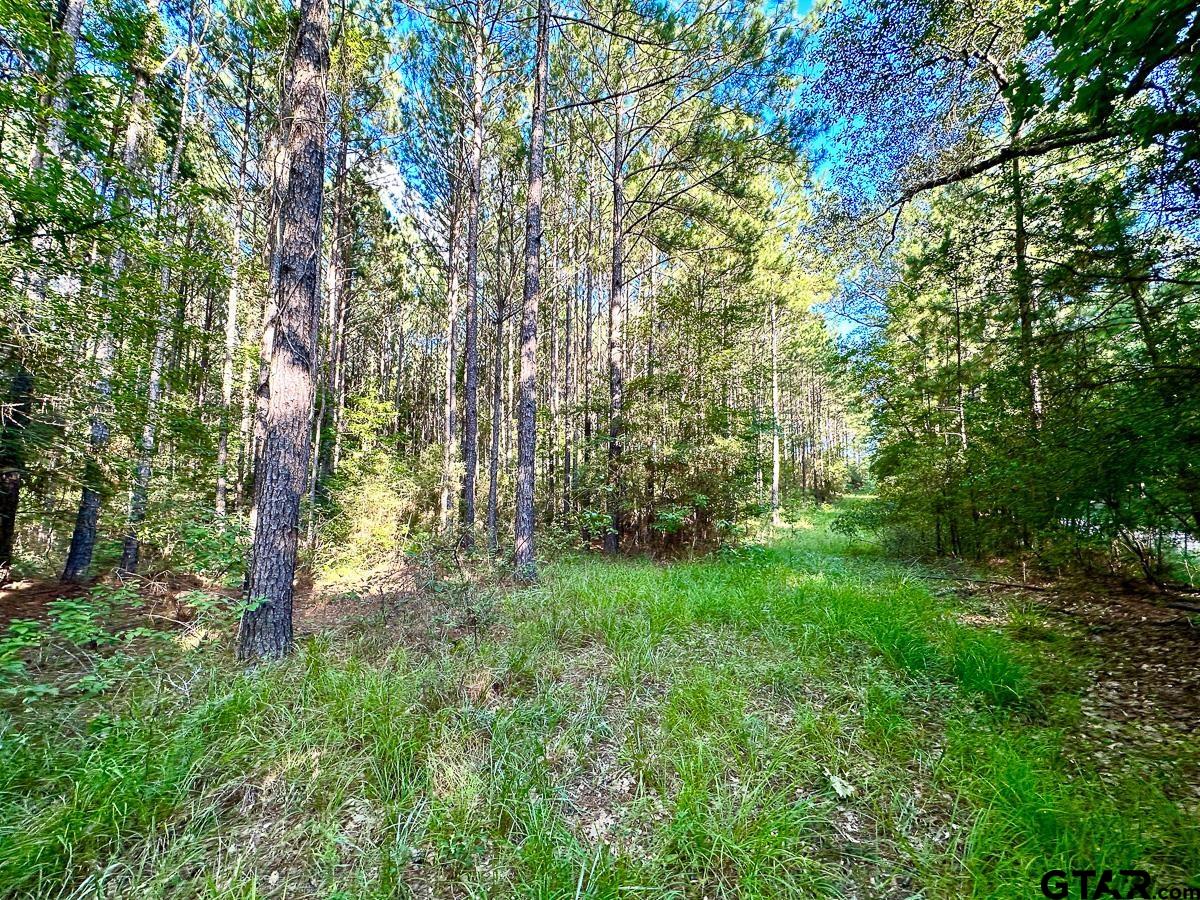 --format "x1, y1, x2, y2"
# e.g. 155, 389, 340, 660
605, 92, 626, 555
237, 0, 329, 659
246, 39, 298, 539
514, 0, 548, 580
460, 6, 486, 544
